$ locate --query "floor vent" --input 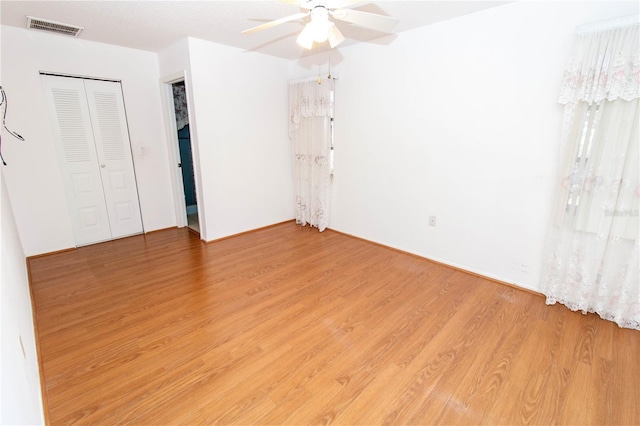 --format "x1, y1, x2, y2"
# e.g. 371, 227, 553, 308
27, 16, 84, 37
